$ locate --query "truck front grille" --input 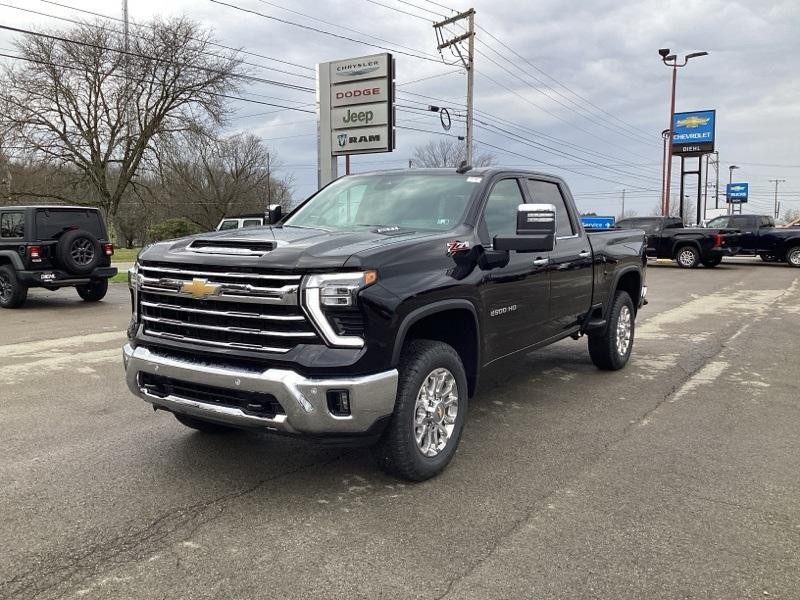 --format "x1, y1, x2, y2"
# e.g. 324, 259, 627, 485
138, 261, 319, 354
